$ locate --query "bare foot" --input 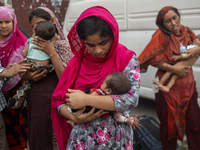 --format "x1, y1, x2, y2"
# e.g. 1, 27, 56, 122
153, 80, 162, 86
158, 84, 169, 92
153, 80, 169, 92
